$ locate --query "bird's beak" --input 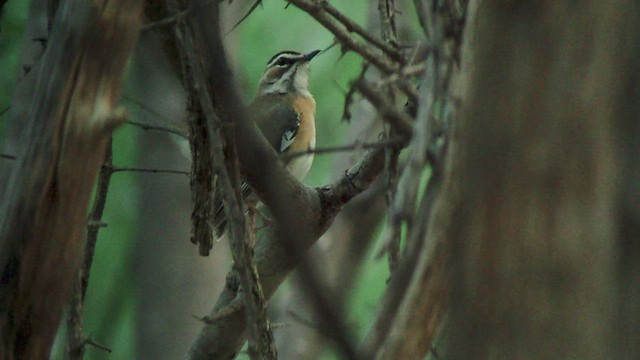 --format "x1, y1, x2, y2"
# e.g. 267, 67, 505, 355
301, 49, 321, 62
